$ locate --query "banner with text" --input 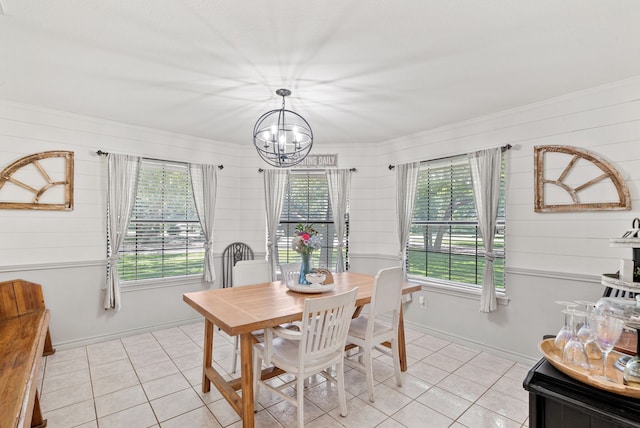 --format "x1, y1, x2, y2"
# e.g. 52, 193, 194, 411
293, 154, 338, 168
